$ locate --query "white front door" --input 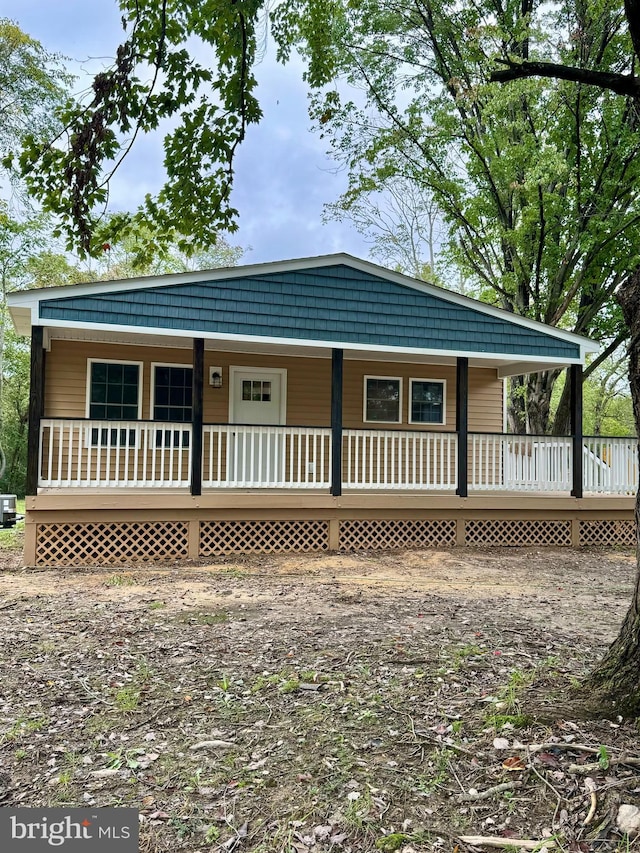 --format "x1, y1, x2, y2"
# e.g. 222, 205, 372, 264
230, 368, 285, 425
229, 368, 287, 484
